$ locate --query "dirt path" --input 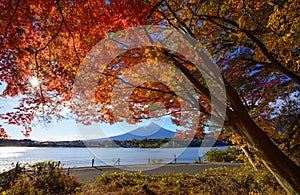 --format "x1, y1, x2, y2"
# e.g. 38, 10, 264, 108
69, 162, 240, 183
